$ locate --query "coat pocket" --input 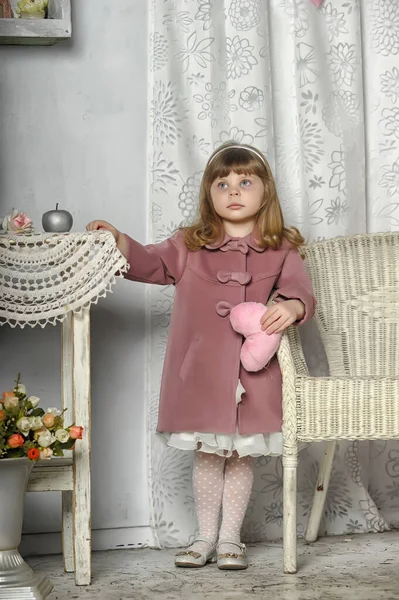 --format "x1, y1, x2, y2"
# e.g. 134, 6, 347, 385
179, 336, 201, 381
